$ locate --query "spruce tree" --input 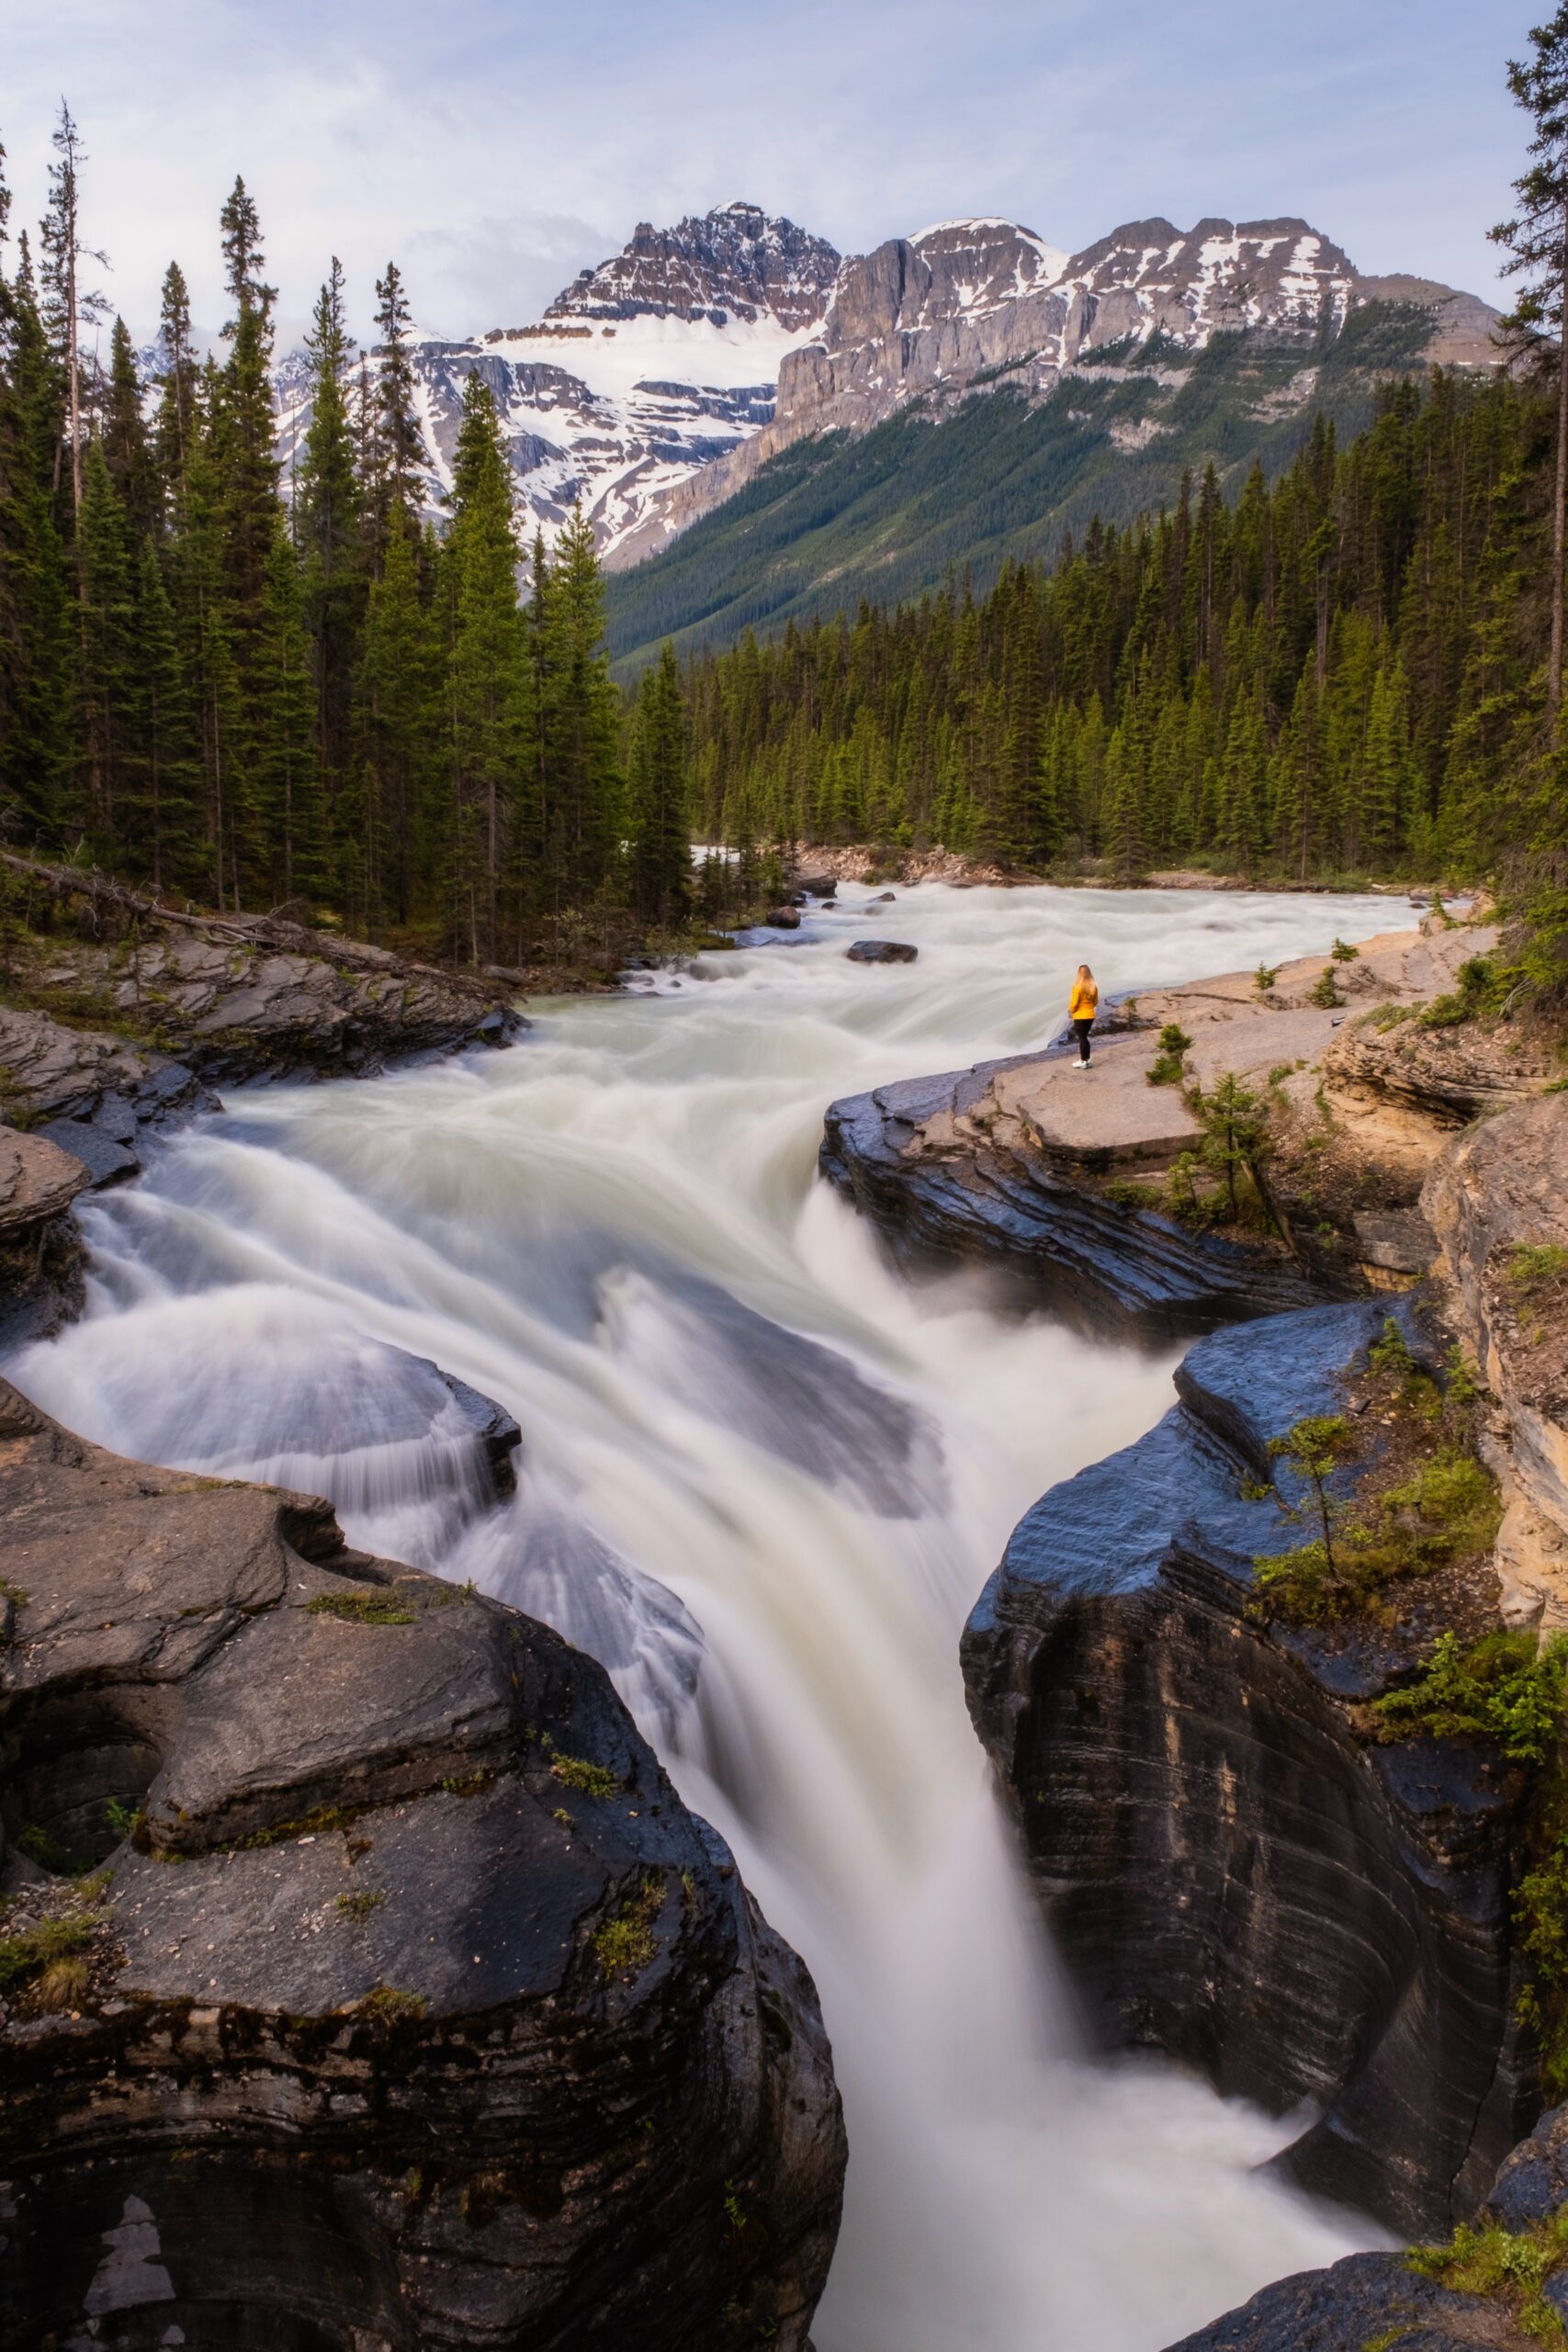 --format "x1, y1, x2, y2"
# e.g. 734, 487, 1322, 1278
296, 257, 363, 819
0, 202, 71, 845
629, 641, 691, 925
1492, 4, 1568, 715
446, 374, 524, 959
